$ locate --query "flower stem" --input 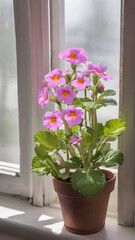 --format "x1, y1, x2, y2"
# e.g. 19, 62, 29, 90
63, 118, 71, 135
89, 109, 92, 127
80, 140, 85, 166
67, 143, 76, 157
84, 89, 87, 127
56, 152, 64, 162
71, 64, 77, 73
97, 137, 109, 152
46, 158, 60, 178
87, 151, 92, 166
67, 148, 69, 160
